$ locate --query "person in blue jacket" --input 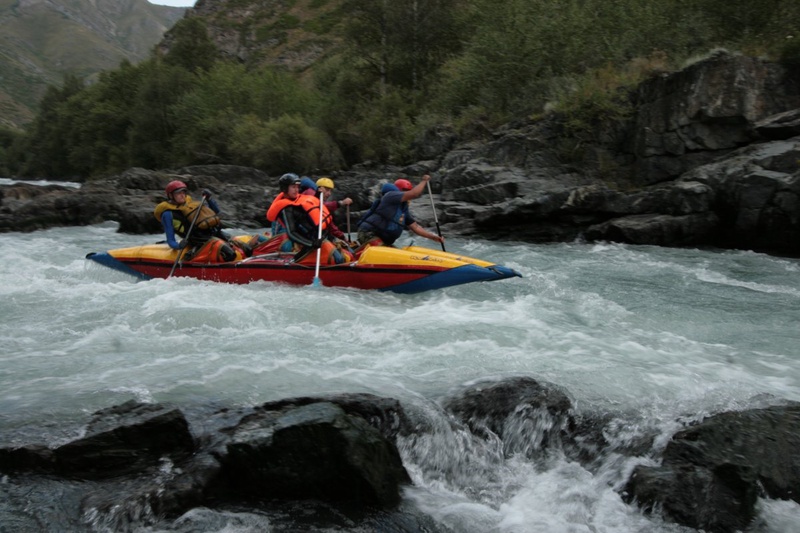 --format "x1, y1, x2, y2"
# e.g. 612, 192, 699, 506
357, 174, 445, 247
